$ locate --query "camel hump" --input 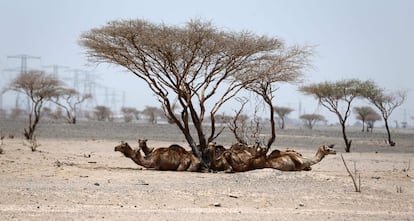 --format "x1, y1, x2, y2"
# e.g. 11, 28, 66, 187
267, 149, 282, 158
168, 144, 188, 153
